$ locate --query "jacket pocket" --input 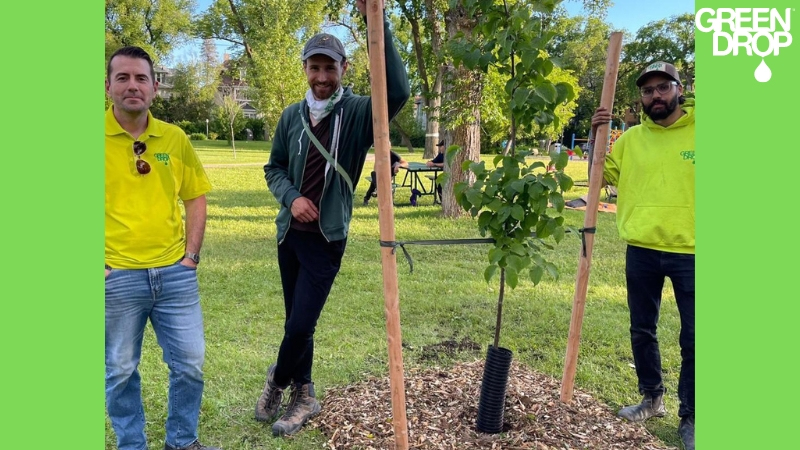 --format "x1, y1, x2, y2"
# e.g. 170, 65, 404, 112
620, 206, 694, 248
